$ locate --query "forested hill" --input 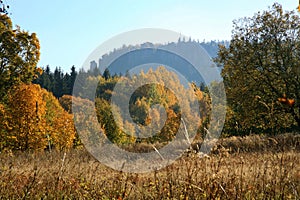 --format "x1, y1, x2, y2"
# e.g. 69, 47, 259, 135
91, 40, 229, 76
199, 40, 230, 58
33, 40, 229, 98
